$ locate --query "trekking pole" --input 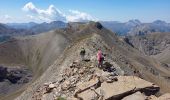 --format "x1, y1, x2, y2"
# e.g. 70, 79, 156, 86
133, 70, 137, 91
